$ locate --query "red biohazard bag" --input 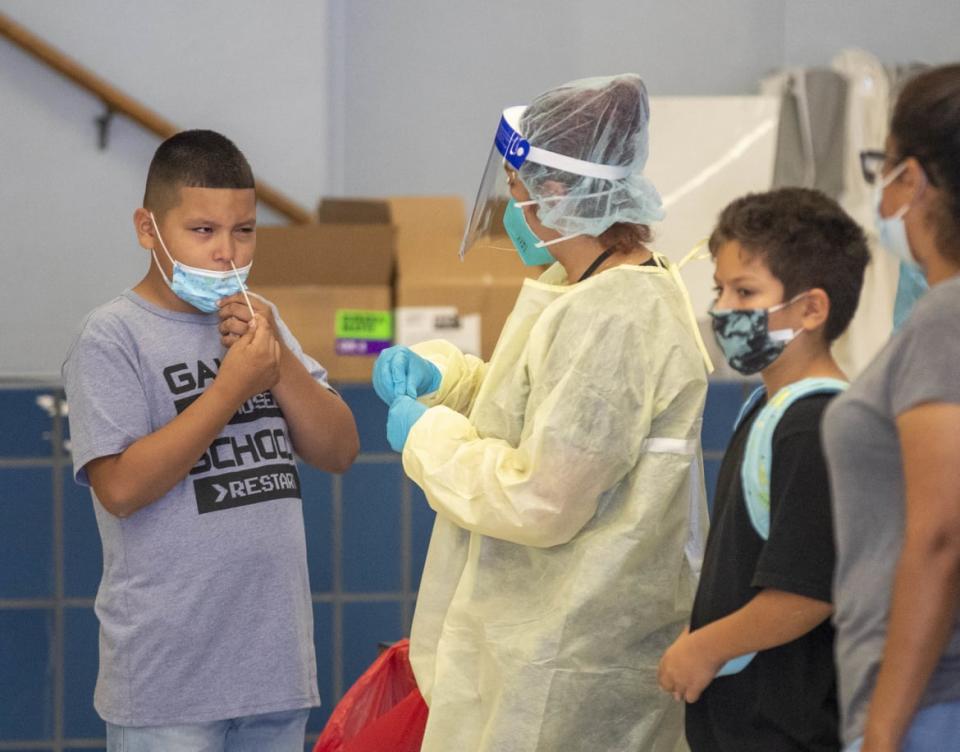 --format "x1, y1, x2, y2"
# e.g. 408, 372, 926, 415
313, 638, 428, 752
